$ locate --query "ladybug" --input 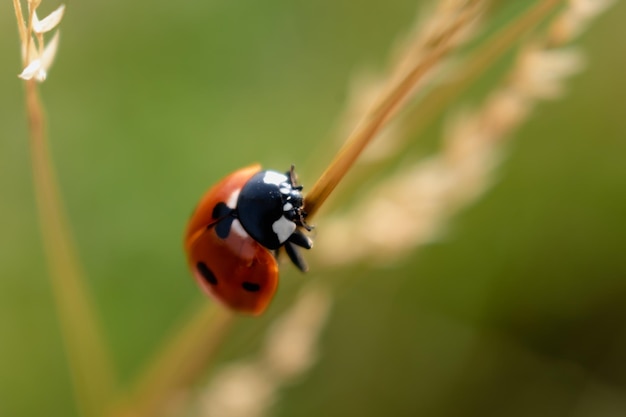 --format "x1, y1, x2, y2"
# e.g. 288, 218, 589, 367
184, 164, 312, 315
